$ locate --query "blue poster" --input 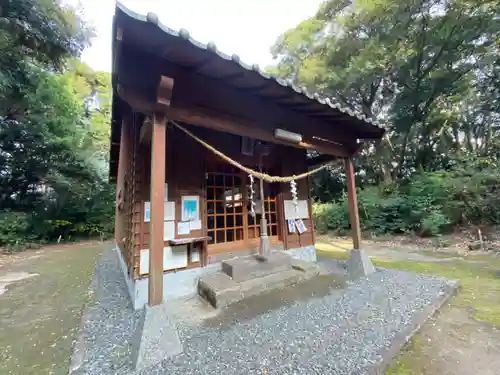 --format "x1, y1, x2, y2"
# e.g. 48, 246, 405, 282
182, 196, 199, 222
